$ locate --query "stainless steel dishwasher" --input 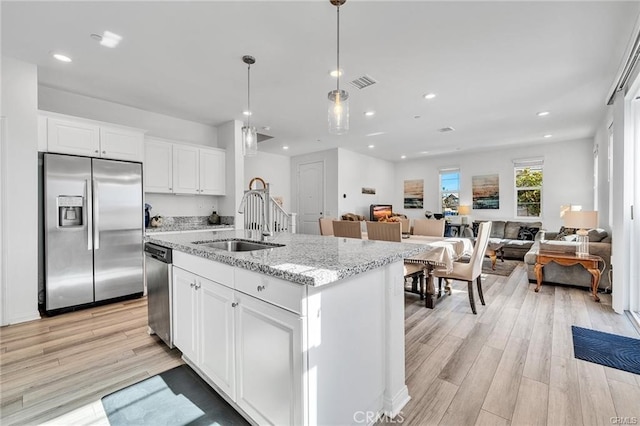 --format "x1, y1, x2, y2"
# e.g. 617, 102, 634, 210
144, 242, 173, 348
